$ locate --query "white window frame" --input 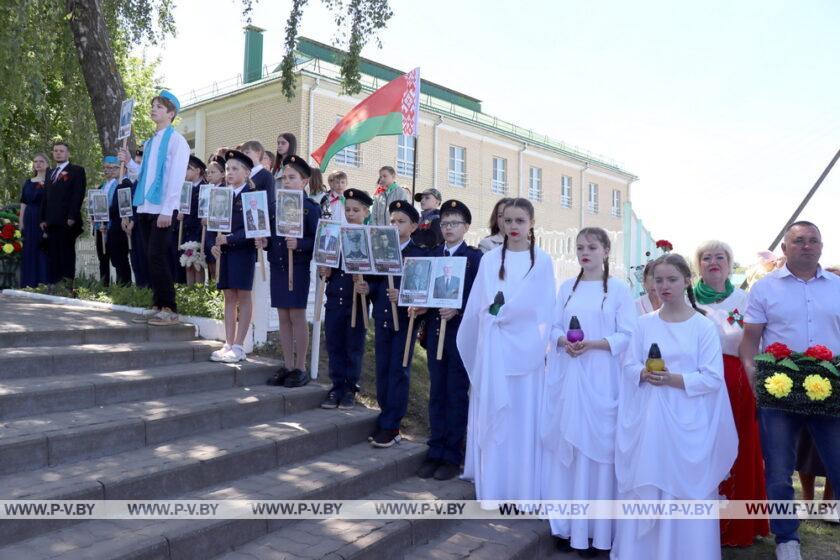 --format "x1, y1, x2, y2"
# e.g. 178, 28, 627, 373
448, 145, 466, 187
528, 166, 542, 202
333, 116, 360, 167
561, 175, 572, 208
611, 189, 622, 217
588, 182, 599, 213
492, 157, 507, 195
396, 134, 415, 177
